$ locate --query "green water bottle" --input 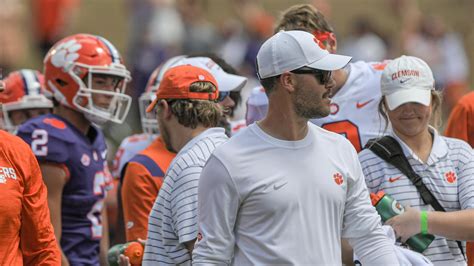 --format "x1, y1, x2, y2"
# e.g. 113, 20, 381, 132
370, 191, 435, 253
107, 241, 144, 266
